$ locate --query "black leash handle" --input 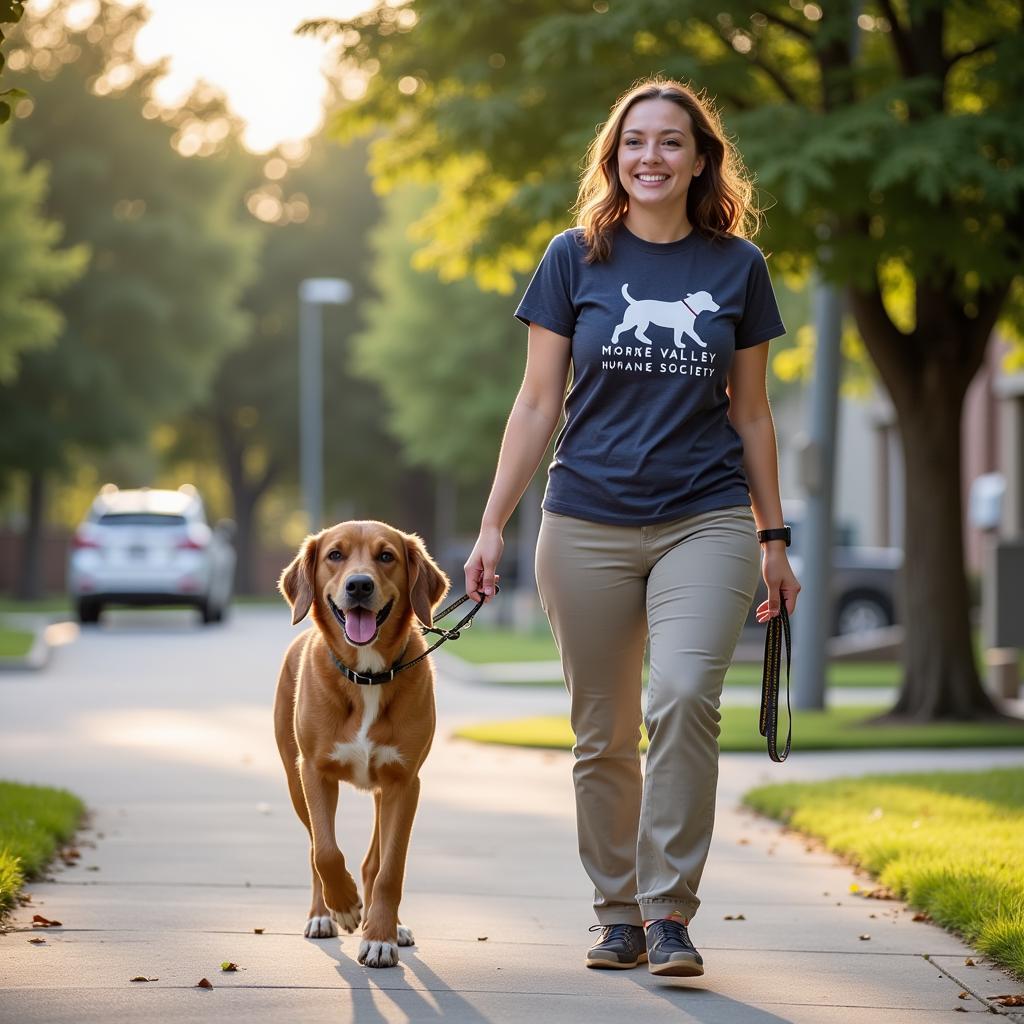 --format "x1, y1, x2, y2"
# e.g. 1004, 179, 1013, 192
759, 601, 792, 763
